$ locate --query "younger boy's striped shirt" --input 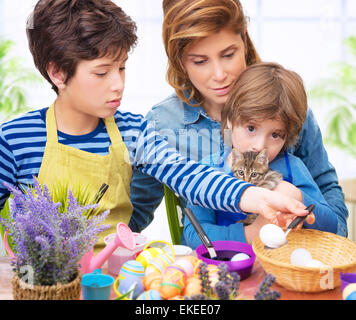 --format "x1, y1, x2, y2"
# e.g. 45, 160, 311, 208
0, 107, 252, 213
